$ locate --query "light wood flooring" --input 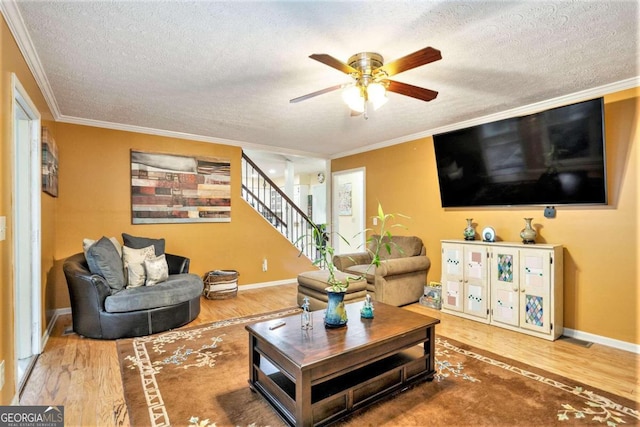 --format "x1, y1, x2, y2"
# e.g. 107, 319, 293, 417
19, 283, 639, 426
